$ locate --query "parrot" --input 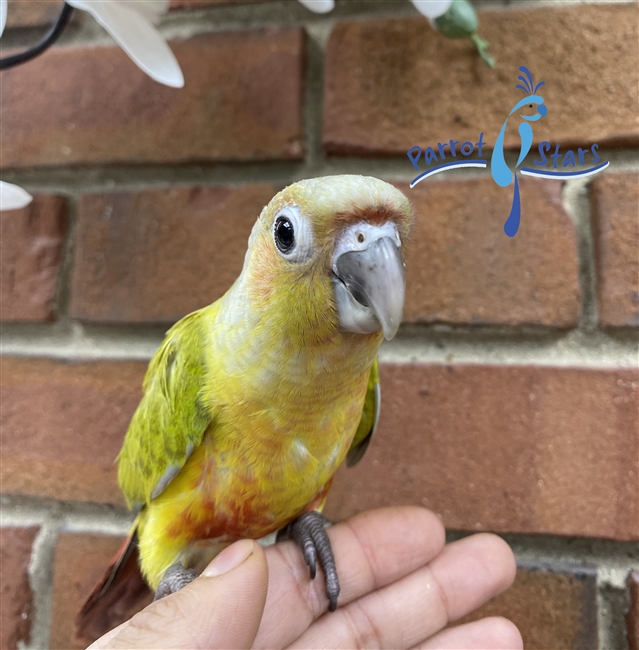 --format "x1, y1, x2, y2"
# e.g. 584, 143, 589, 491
76, 175, 413, 640
490, 66, 547, 236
